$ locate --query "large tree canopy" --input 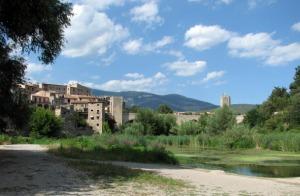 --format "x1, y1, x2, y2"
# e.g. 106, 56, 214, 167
0, 0, 72, 131
0, 0, 72, 63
